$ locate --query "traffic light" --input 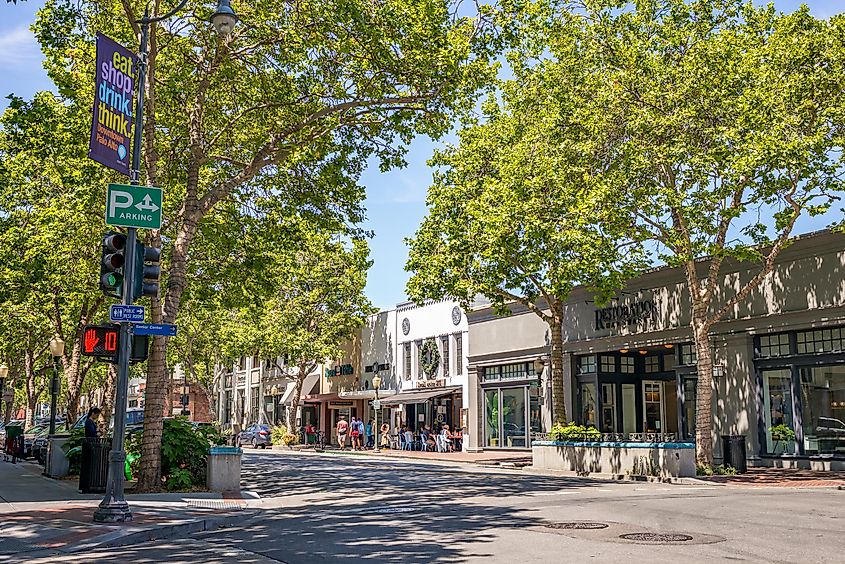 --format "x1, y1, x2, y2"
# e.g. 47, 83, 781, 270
132, 242, 161, 300
99, 232, 127, 298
